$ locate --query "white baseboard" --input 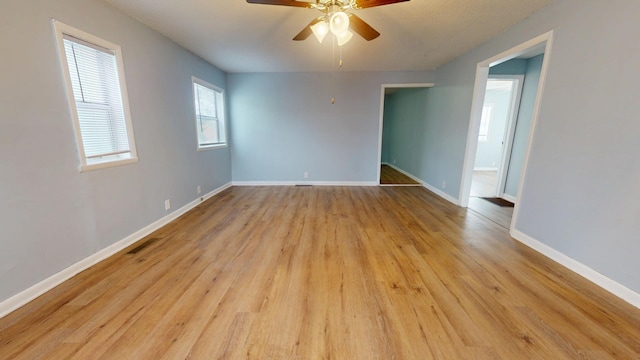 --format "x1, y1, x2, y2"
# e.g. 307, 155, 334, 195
0, 182, 232, 319
501, 193, 517, 203
383, 163, 460, 205
232, 181, 378, 187
422, 182, 460, 206
510, 229, 640, 309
